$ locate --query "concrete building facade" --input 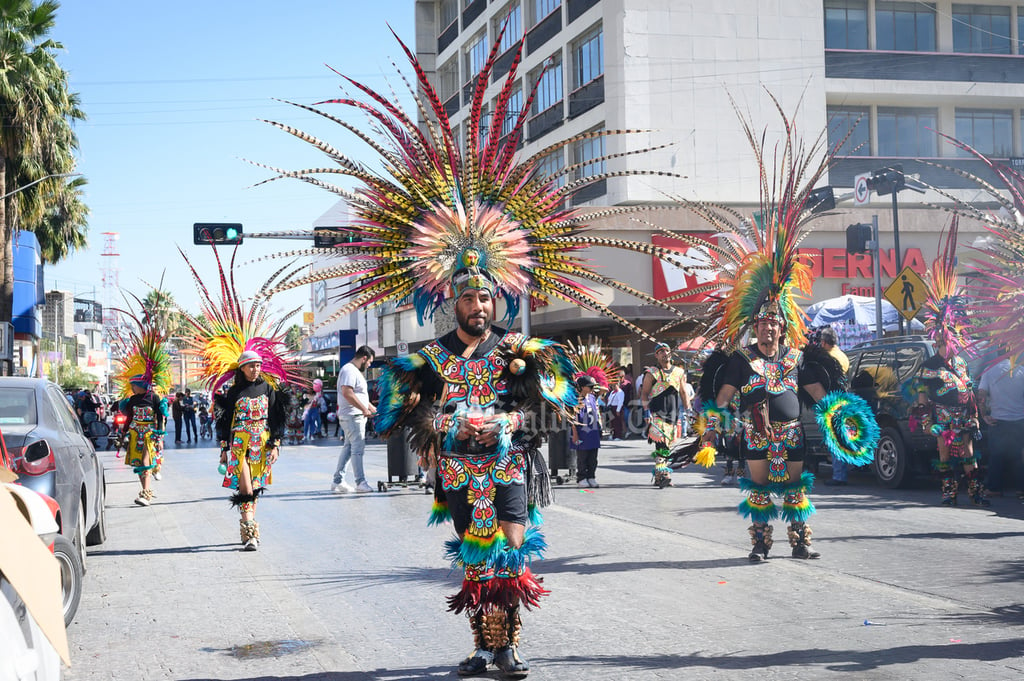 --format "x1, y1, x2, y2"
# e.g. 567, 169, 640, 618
328, 1, 1024, 358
